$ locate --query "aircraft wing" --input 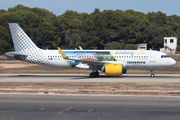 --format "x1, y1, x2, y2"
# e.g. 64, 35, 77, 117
65, 58, 106, 65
